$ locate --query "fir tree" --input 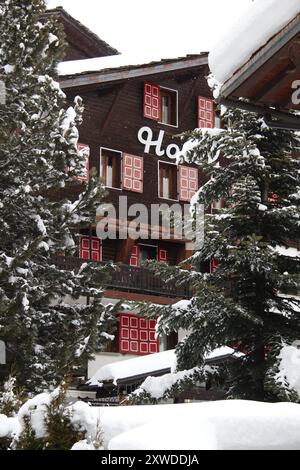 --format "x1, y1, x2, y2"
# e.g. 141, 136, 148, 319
0, 0, 115, 392
142, 106, 300, 402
